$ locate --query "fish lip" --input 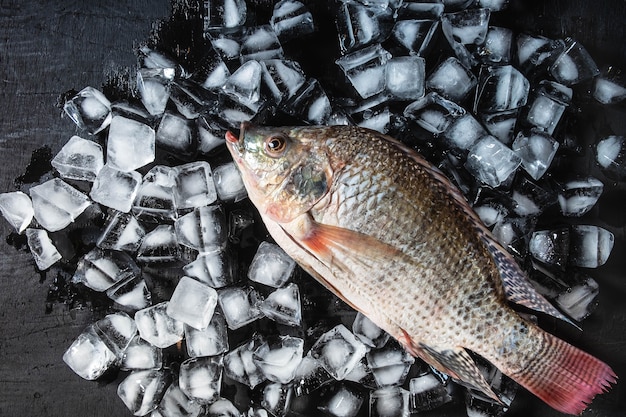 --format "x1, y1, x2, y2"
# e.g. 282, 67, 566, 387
225, 121, 252, 152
